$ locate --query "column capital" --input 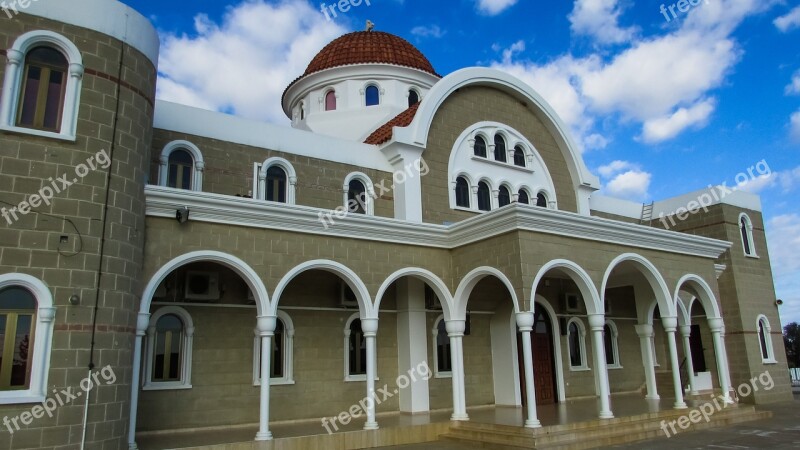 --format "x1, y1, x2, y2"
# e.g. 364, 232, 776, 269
634, 324, 654, 337
256, 315, 277, 335
361, 317, 379, 336
446, 319, 465, 337
707, 317, 724, 332
515, 312, 534, 332
679, 325, 692, 337
136, 312, 151, 335
587, 313, 605, 330
661, 316, 678, 332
